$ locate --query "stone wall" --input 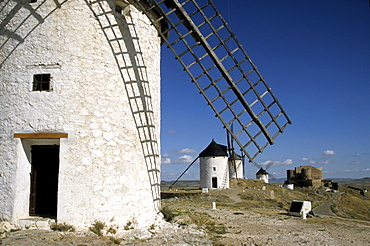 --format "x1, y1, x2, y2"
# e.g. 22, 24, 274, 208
0, 0, 161, 229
